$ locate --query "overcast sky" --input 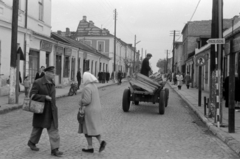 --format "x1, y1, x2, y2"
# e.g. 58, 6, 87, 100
51, 0, 240, 72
